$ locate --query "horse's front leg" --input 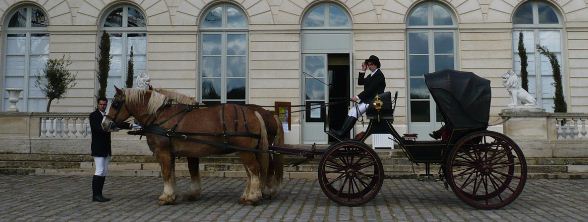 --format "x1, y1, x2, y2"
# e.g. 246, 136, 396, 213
156, 151, 177, 205
185, 157, 201, 201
